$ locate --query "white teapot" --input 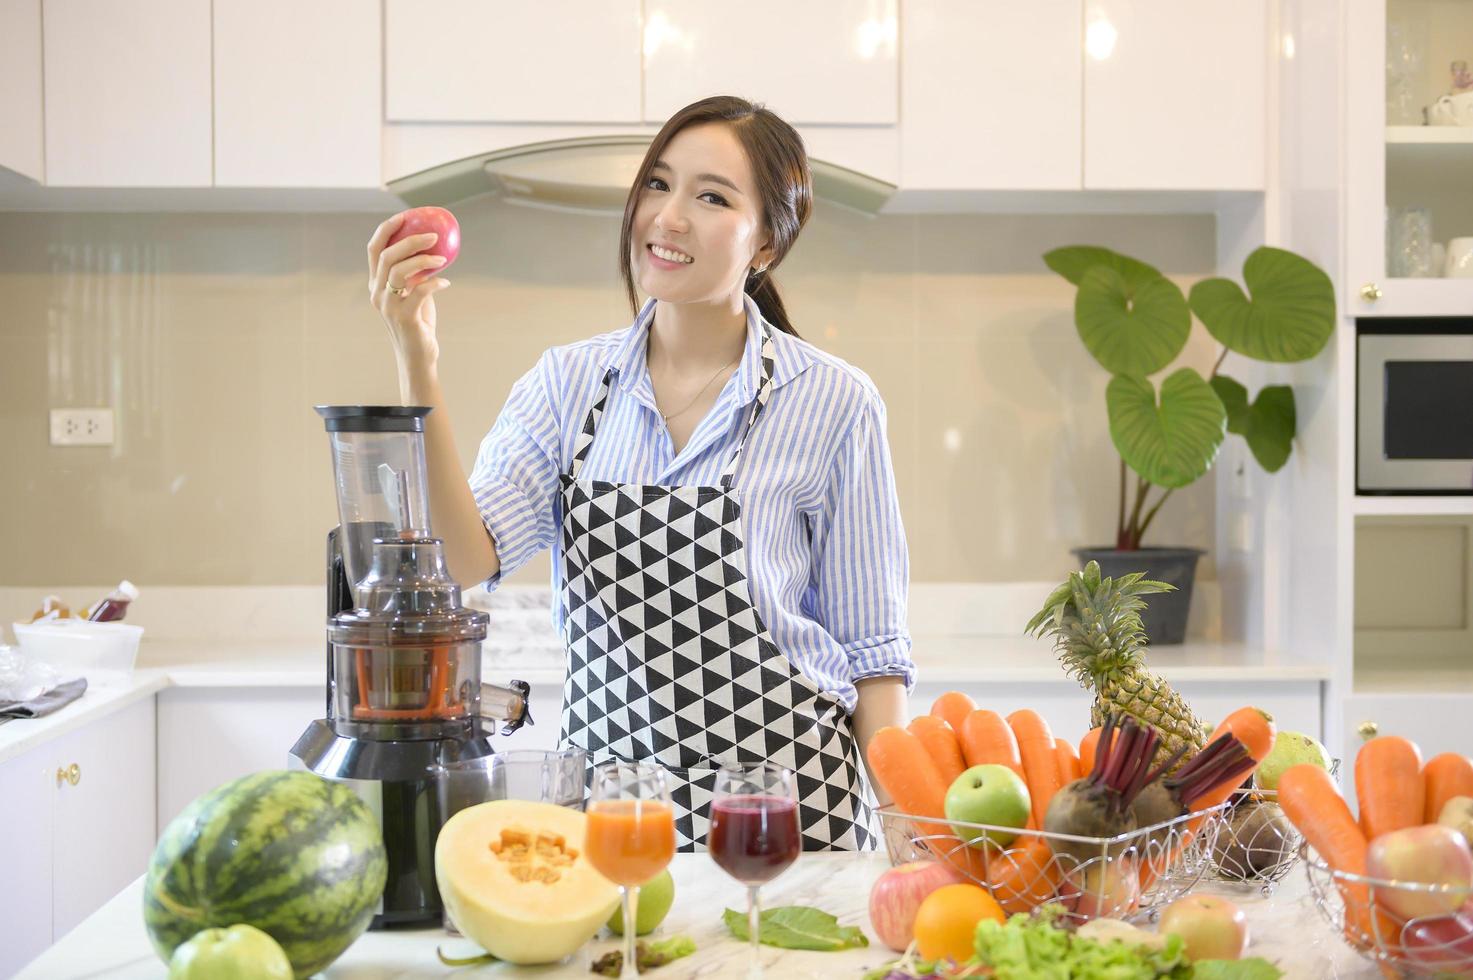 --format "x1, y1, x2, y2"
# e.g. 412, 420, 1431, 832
1427, 90, 1473, 126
